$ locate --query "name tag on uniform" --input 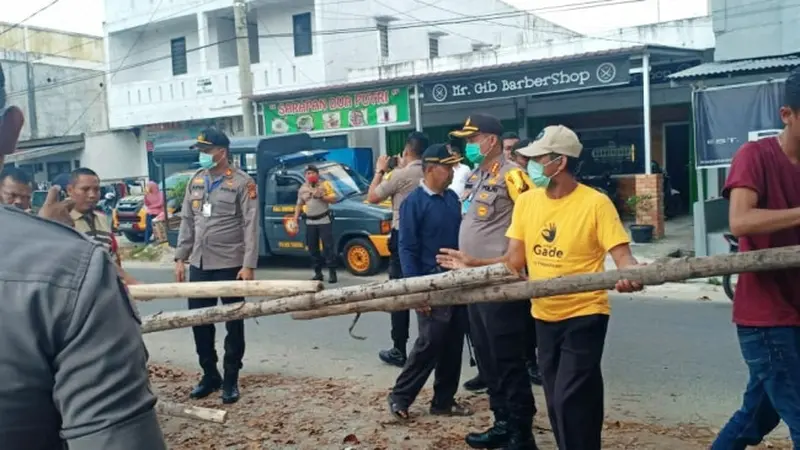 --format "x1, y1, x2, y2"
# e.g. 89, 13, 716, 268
202, 203, 212, 217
